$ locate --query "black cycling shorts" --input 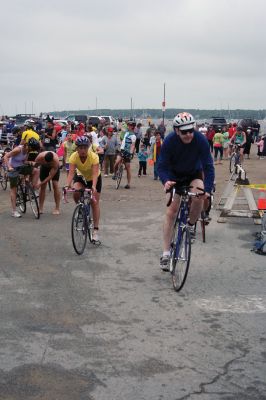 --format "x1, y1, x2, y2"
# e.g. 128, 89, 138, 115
174, 171, 204, 189
40, 166, 60, 182
73, 174, 102, 193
